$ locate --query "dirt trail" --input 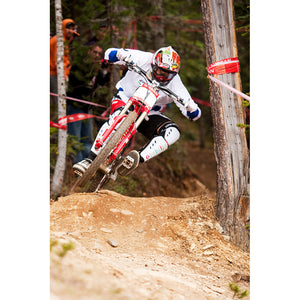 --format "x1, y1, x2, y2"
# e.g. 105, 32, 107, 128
50, 190, 250, 299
